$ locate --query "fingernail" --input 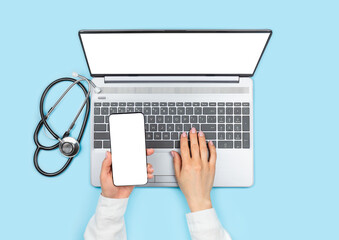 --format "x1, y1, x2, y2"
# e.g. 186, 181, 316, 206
198, 131, 204, 137
182, 132, 187, 137
191, 127, 196, 133
170, 151, 175, 157
209, 141, 214, 146
106, 151, 109, 157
